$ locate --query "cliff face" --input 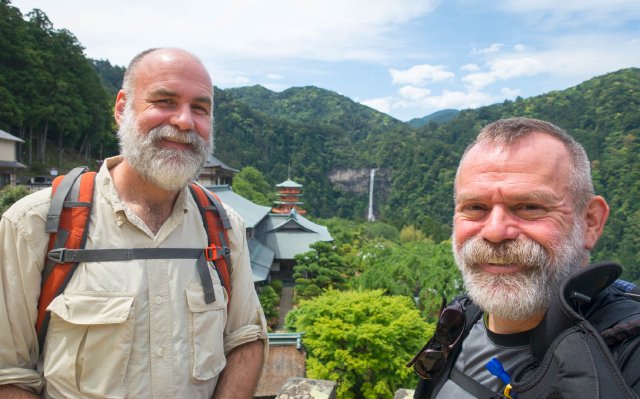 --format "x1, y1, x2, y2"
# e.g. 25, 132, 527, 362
328, 168, 392, 219
328, 168, 371, 193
